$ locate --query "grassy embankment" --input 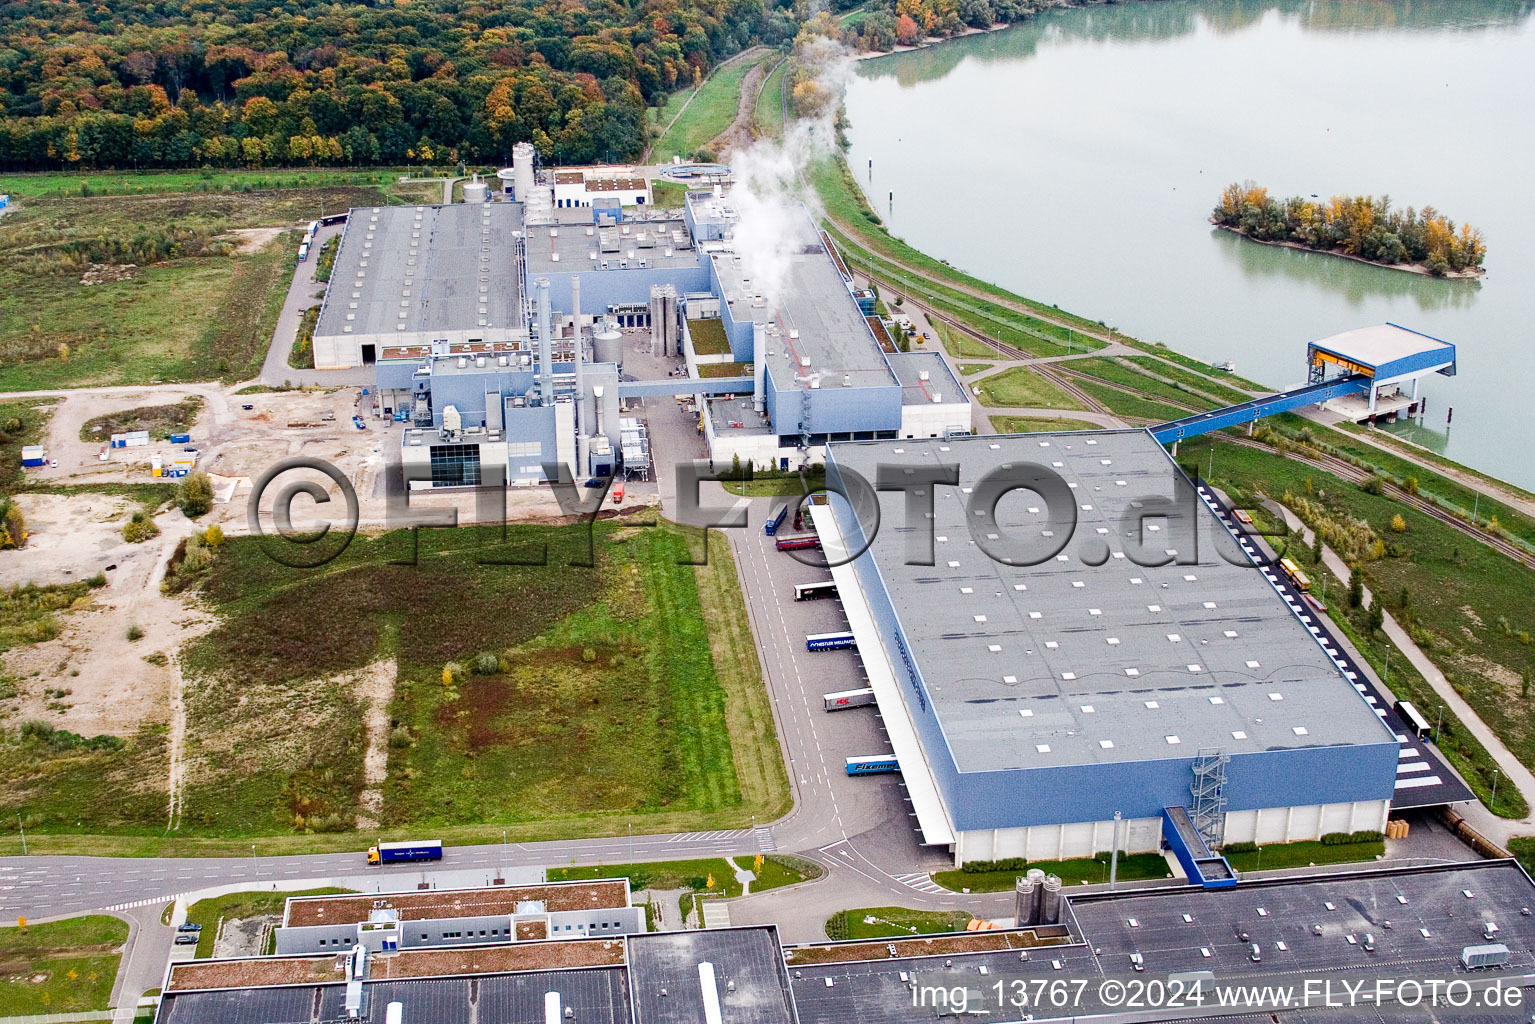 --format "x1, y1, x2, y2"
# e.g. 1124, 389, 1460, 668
933, 854, 1171, 893
972, 366, 1085, 411
1176, 432, 1534, 817
825, 907, 973, 940
650, 57, 760, 164
991, 416, 1095, 433
0, 522, 790, 854
289, 307, 320, 370
184, 888, 352, 958
754, 60, 788, 138
0, 916, 126, 1015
